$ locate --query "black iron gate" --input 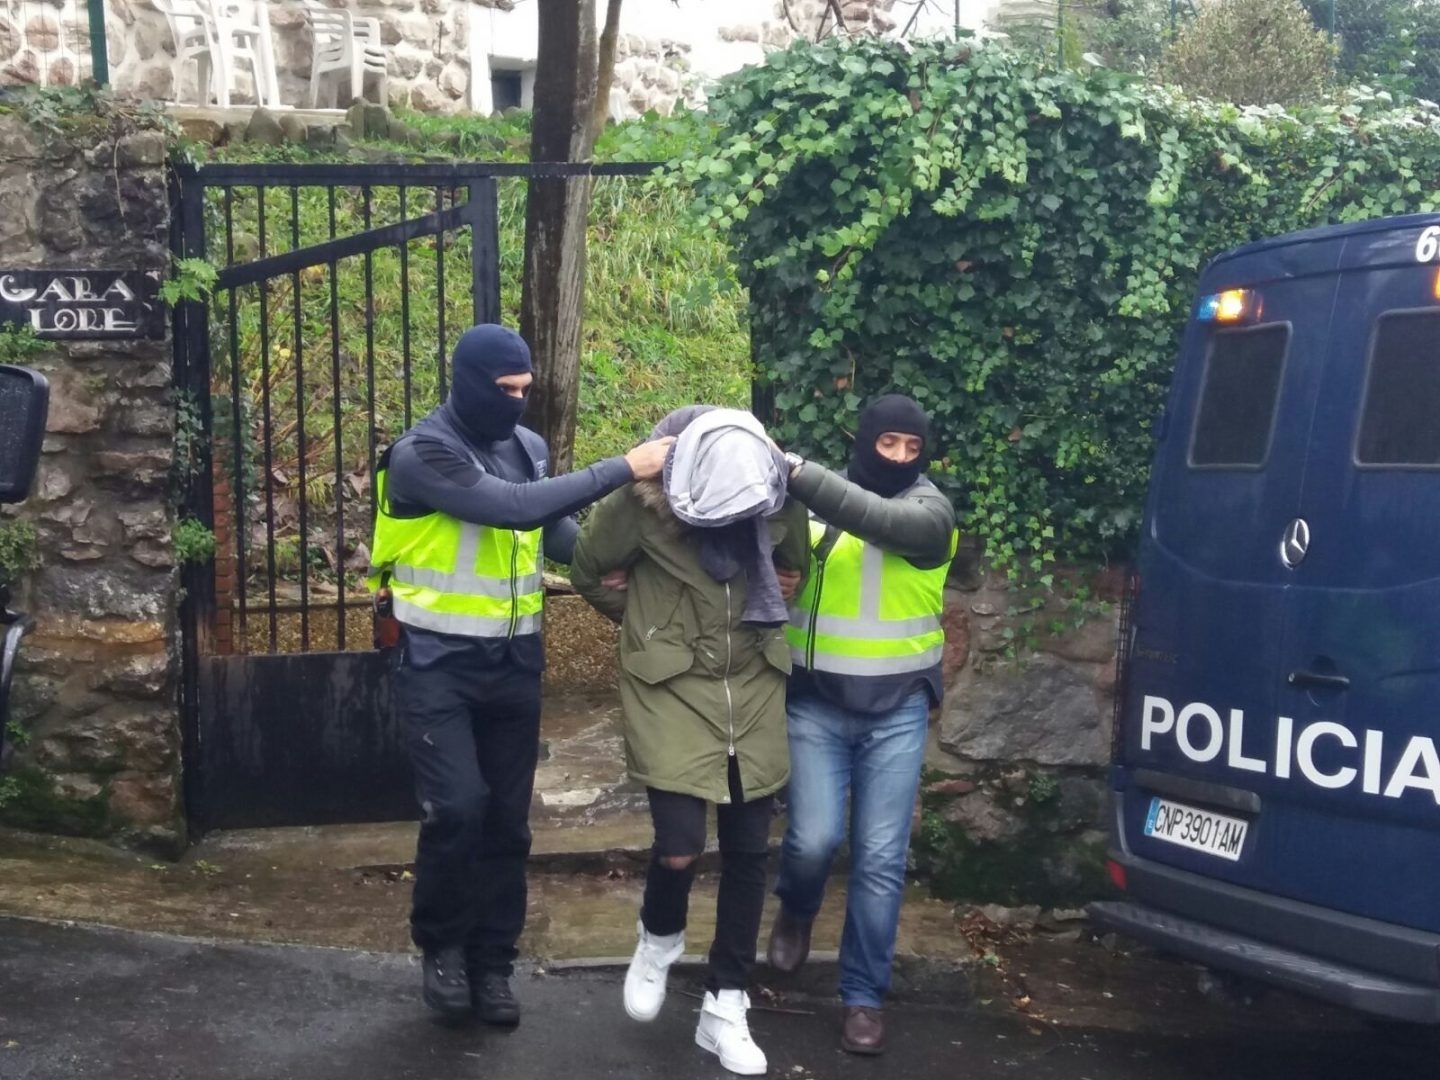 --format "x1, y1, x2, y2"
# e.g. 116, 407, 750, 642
172, 160, 653, 834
